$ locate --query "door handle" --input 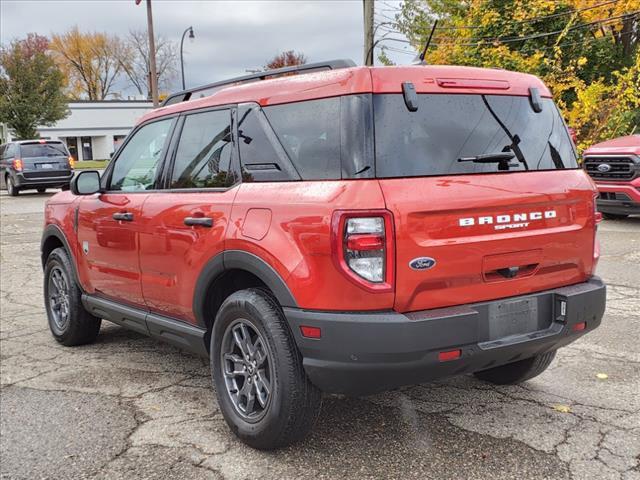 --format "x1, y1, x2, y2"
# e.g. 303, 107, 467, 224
184, 216, 213, 227
113, 212, 134, 222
